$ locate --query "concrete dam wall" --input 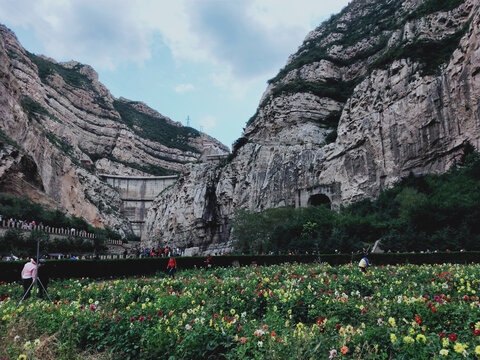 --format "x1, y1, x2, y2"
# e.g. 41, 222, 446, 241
101, 174, 178, 237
